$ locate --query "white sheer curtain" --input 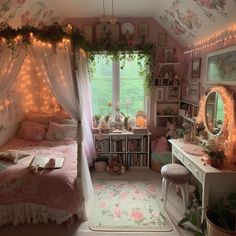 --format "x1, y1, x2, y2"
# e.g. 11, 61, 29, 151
30, 41, 94, 219
0, 44, 26, 98
76, 50, 97, 165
